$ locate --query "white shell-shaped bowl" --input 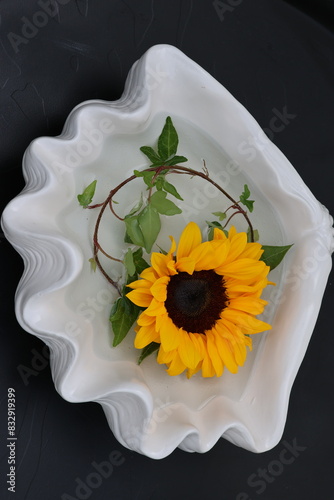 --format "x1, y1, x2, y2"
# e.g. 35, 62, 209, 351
2, 44, 333, 458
